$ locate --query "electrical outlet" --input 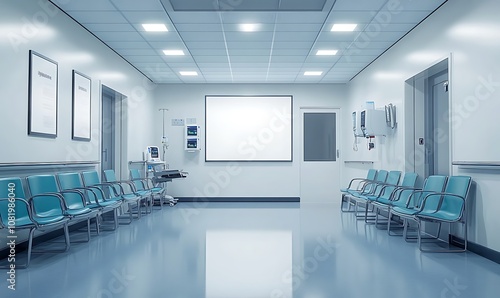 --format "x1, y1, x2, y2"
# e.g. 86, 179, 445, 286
171, 118, 185, 126
186, 118, 197, 125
